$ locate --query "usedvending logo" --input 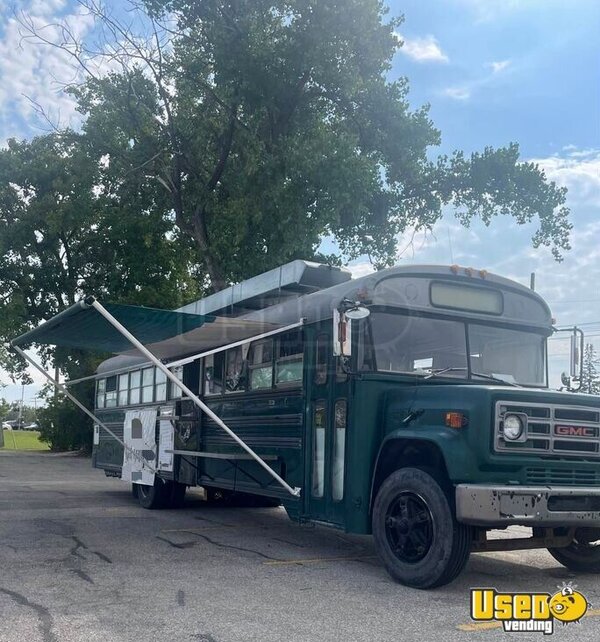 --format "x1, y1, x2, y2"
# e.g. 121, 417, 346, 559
471, 583, 590, 634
